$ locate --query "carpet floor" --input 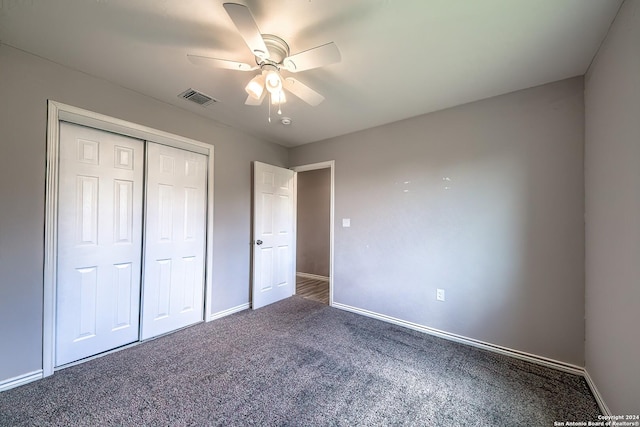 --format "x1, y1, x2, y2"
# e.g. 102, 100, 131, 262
0, 296, 599, 426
